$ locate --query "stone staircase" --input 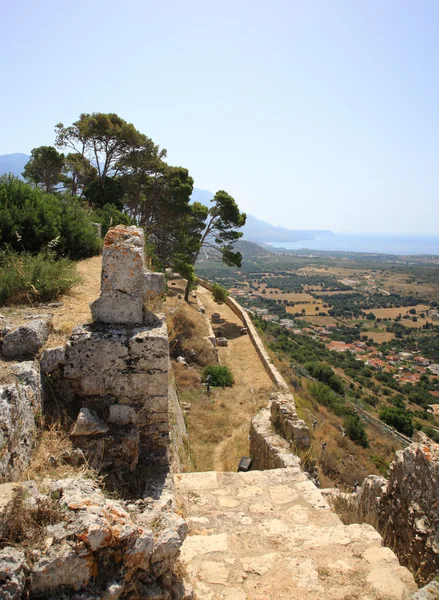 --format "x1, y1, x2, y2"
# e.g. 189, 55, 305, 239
175, 467, 417, 600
